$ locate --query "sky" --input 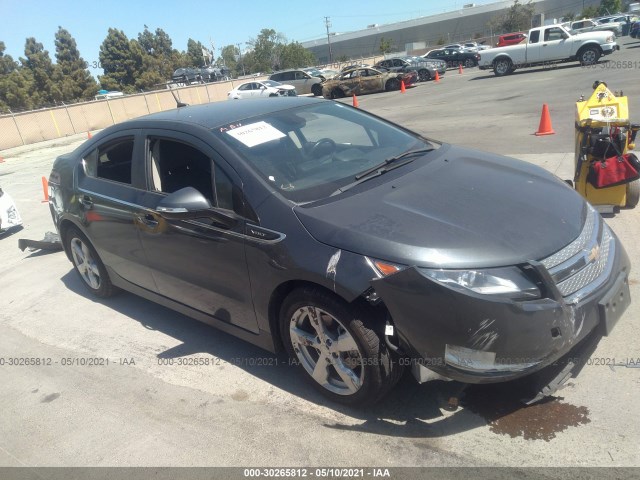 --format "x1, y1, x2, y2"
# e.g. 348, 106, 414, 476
0, 0, 497, 69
